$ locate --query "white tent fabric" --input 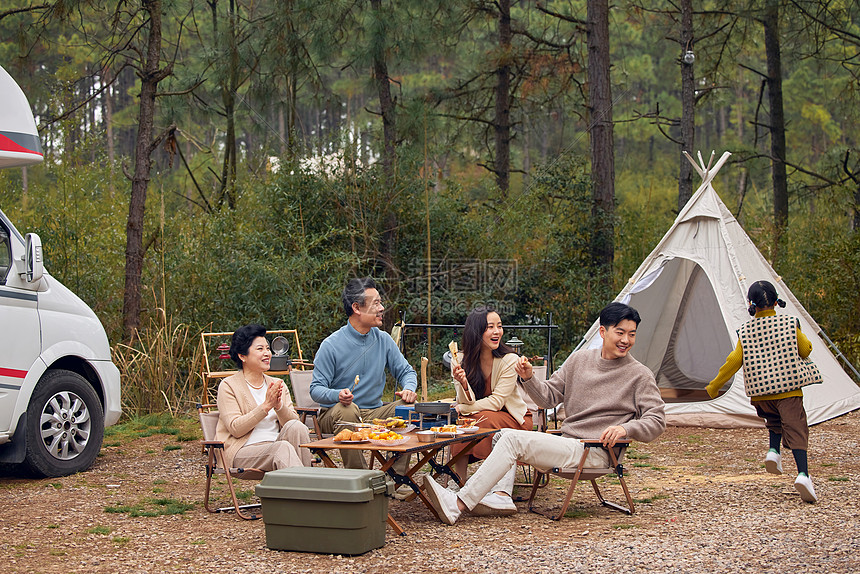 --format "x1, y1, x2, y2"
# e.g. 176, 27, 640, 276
578, 151, 860, 427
